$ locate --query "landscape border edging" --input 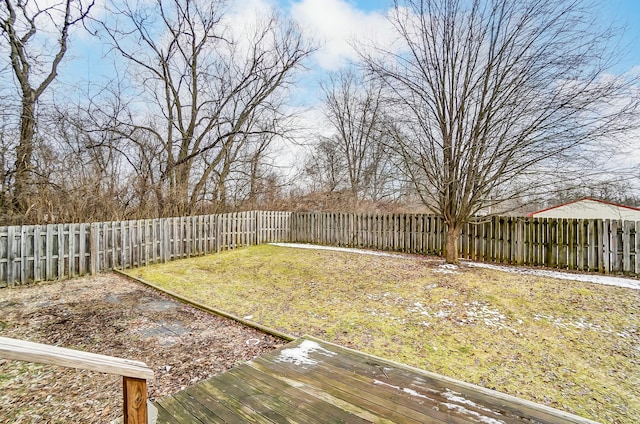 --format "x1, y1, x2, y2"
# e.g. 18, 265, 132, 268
114, 269, 296, 342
